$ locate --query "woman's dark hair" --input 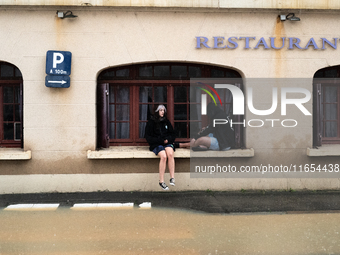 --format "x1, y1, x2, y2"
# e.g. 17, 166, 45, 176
154, 105, 167, 120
